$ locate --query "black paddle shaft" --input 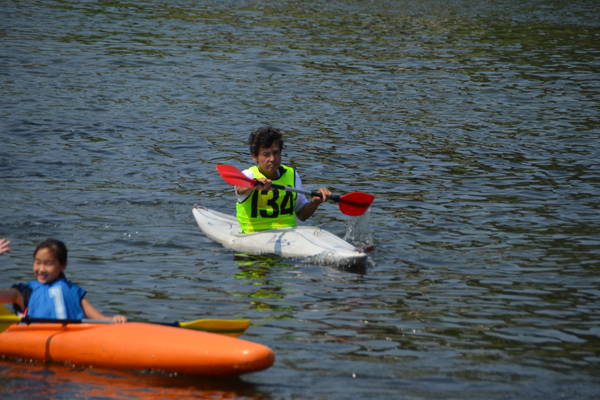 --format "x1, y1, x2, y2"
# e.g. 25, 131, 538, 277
19, 316, 181, 327
21, 316, 111, 325
270, 183, 341, 203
